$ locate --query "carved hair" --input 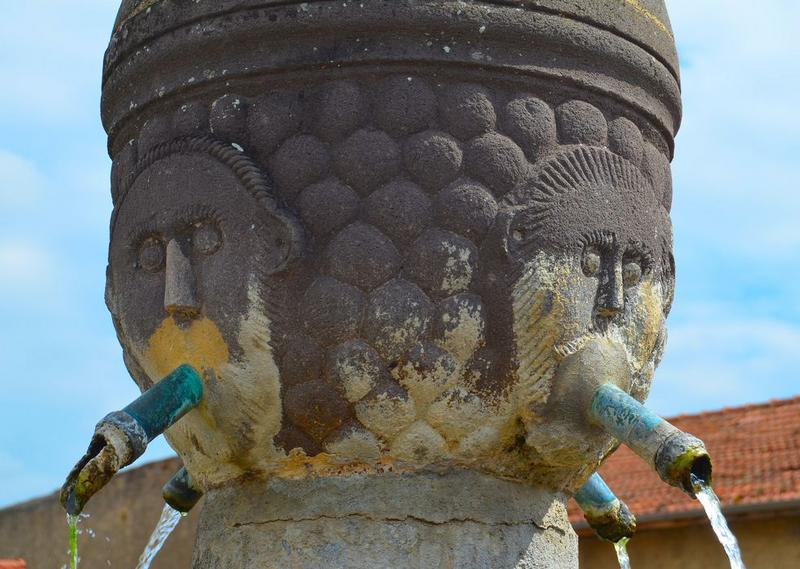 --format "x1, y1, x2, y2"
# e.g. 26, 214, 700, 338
504, 145, 664, 263
110, 135, 302, 271
111, 136, 285, 232
505, 145, 650, 224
